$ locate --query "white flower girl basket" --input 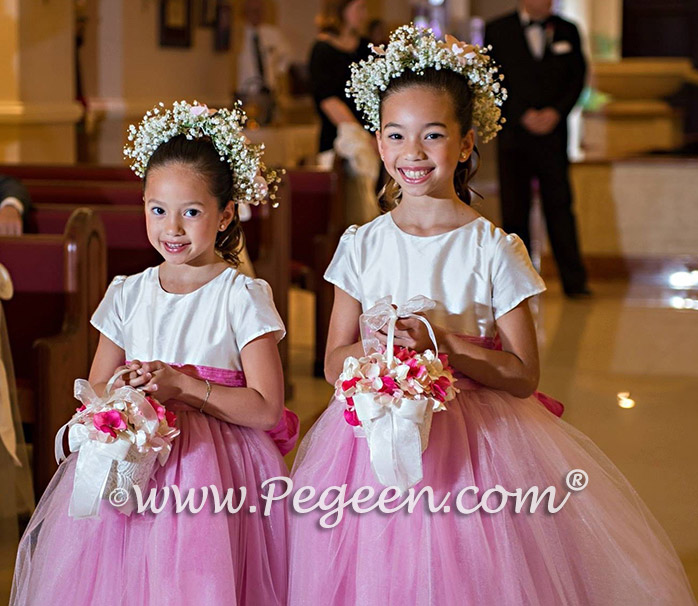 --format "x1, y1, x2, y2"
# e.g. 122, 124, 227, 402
344, 296, 454, 494
54, 368, 179, 518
